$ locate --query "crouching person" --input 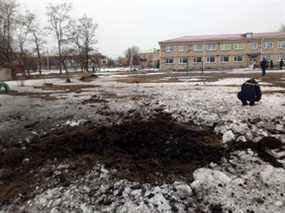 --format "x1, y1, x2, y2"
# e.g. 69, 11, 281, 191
237, 79, 262, 106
